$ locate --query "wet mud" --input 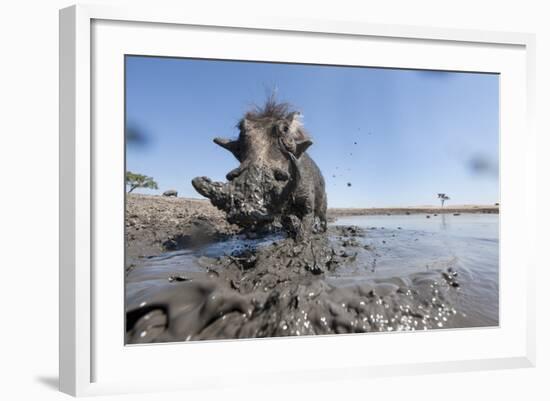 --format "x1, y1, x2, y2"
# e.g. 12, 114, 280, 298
126, 224, 464, 344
